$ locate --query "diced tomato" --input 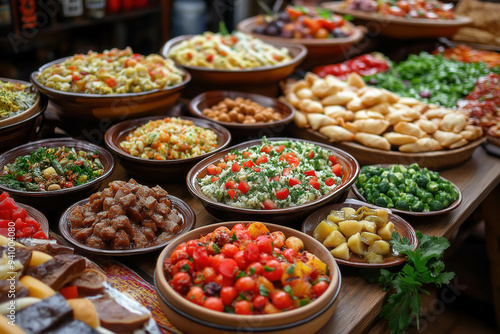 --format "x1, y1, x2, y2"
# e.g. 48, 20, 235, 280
262, 199, 275, 210
217, 162, 227, 169
32, 231, 48, 239
211, 176, 220, 183
309, 180, 321, 190
64, 182, 73, 188
244, 160, 255, 168
11, 208, 28, 222
224, 154, 237, 162
288, 157, 300, 167
0, 220, 10, 228
238, 181, 250, 194
207, 164, 217, 175
0, 197, 16, 211
283, 168, 291, 176
270, 175, 280, 182
231, 162, 240, 172
260, 145, 273, 153
25, 217, 40, 230
105, 78, 117, 88
243, 151, 251, 158
206, 54, 214, 62
16, 226, 34, 239
325, 178, 335, 186
227, 189, 237, 199
304, 170, 316, 177
255, 155, 268, 165
286, 5, 303, 19
276, 189, 289, 200
275, 145, 285, 153
0, 193, 9, 202
225, 181, 236, 189
332, 163, 342, 177
59, 286, 78, 299
0, 210, 10, 220
0, 228, 8, 237
302, 17, 321, 34
14, 218, 27, 230
252, 167, 261, 173
288, 177, 301, 186
328, 156, 337, 165
317, 18, 335, 31
308, 150, 315, 159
